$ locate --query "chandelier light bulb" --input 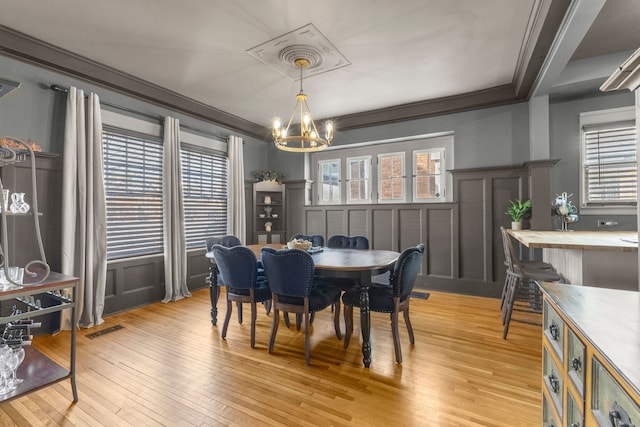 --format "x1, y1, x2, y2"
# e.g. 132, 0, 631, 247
325, 120, 334, 140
